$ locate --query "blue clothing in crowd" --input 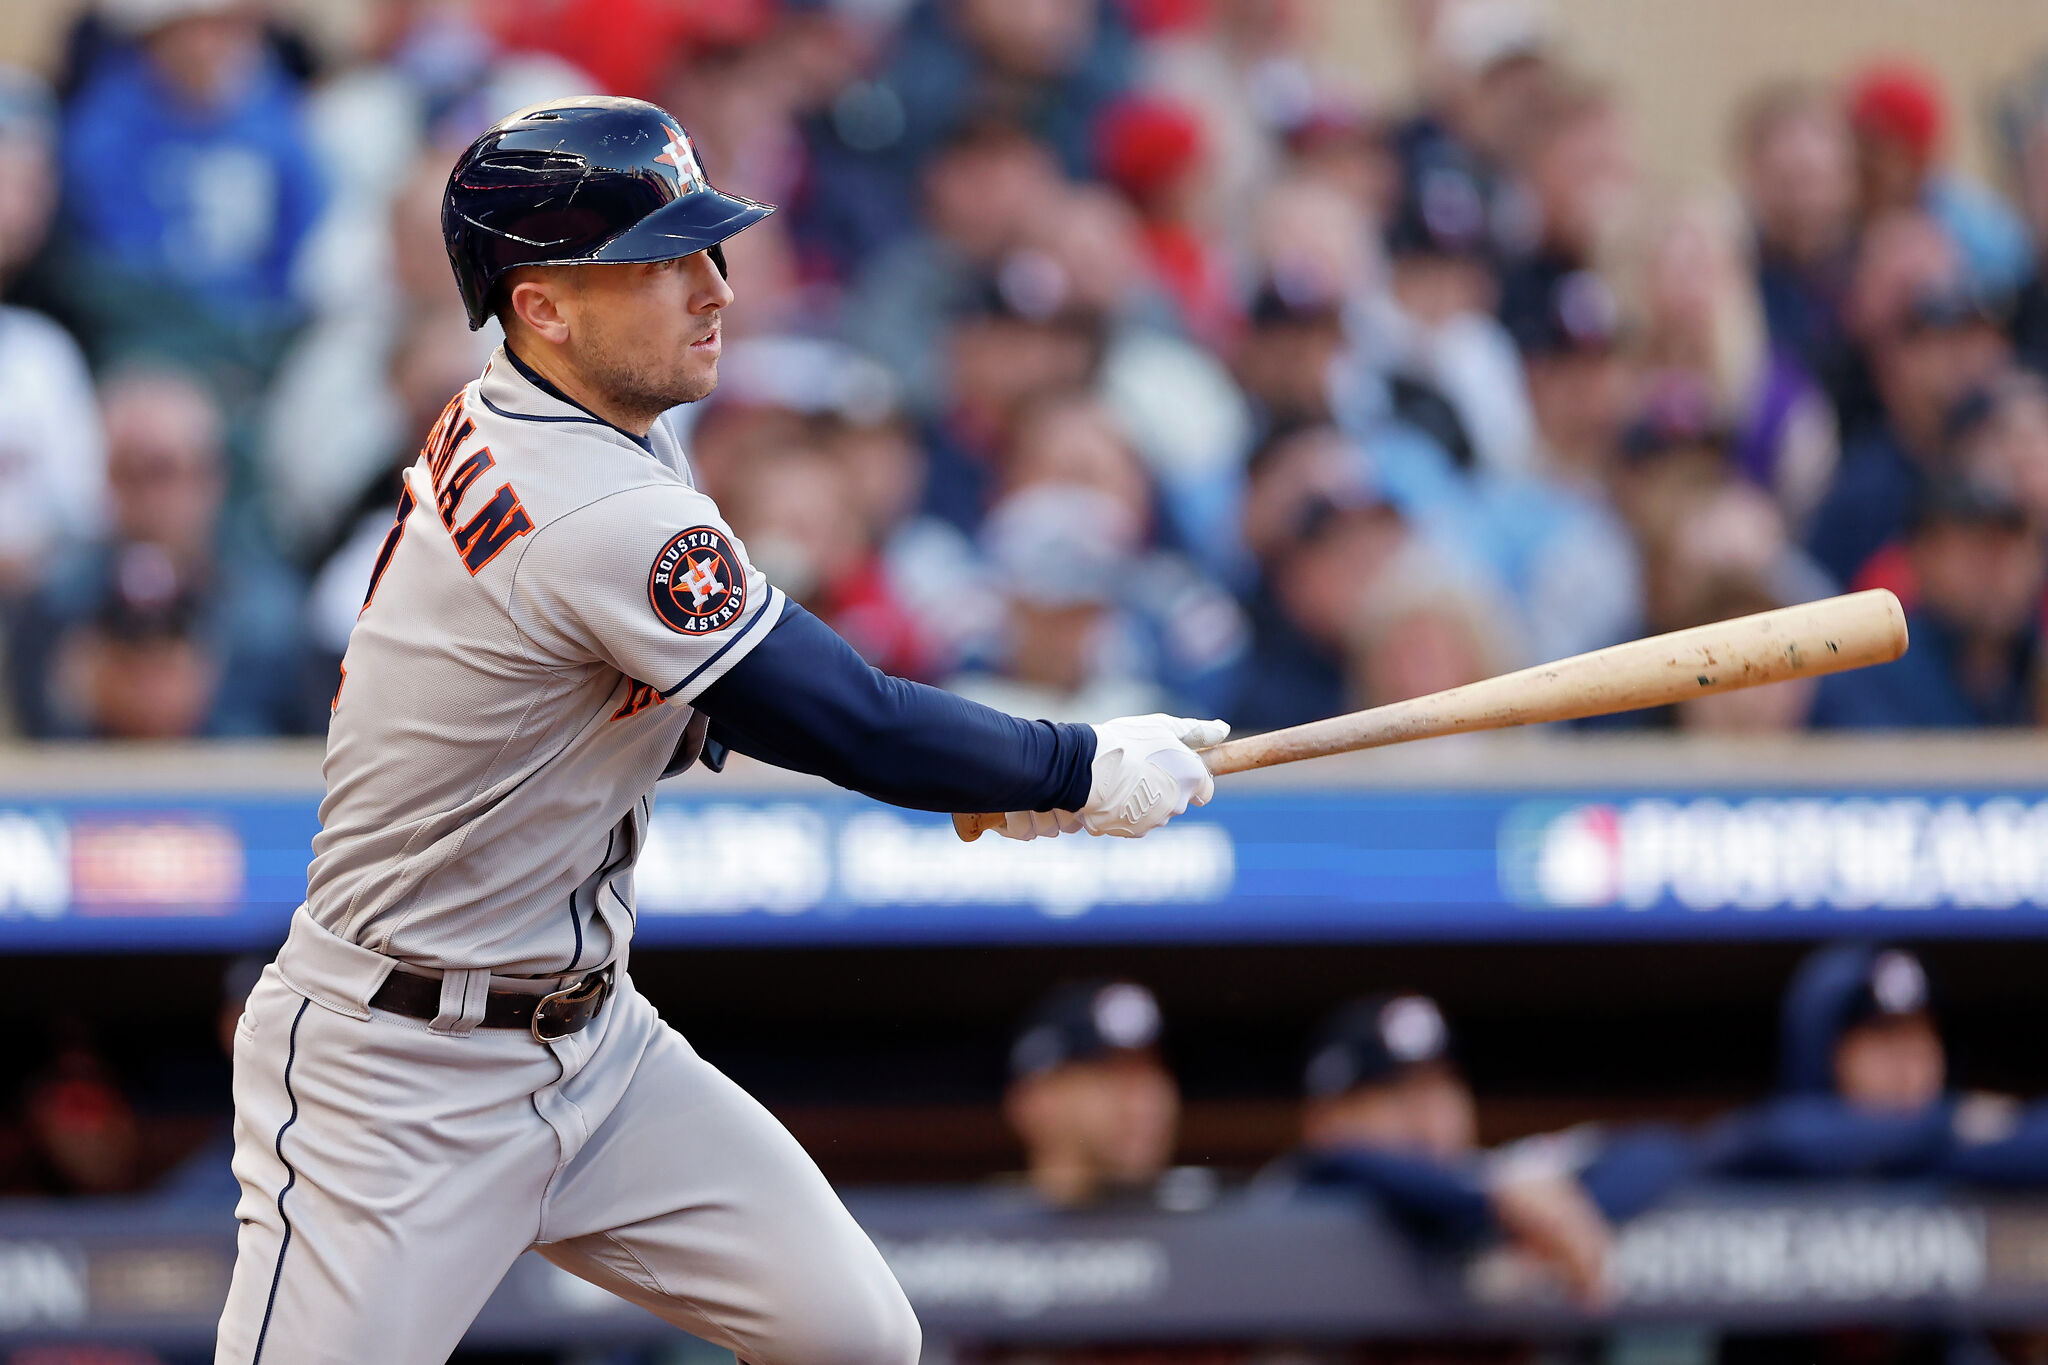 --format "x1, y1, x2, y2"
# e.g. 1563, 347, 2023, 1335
1811, 610, 2040, 728
1804, 423, 1926, 586
62, 45, 323, 323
